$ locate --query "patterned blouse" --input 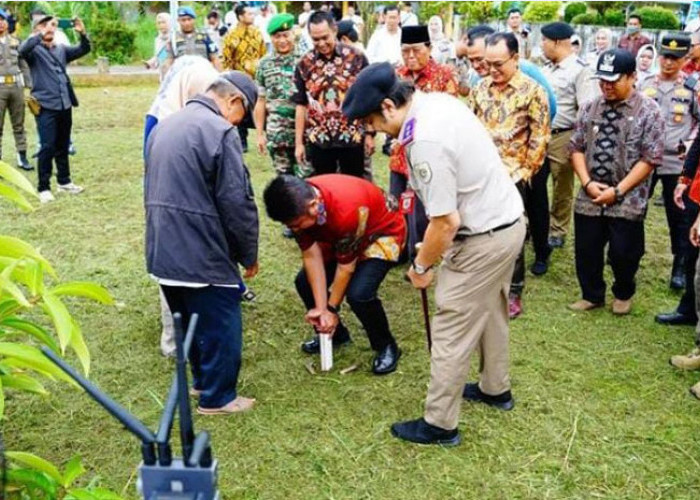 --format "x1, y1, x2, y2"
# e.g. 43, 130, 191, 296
292, 43, 369, 148
221, 24, 266, 77
468, 70, 551, 183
